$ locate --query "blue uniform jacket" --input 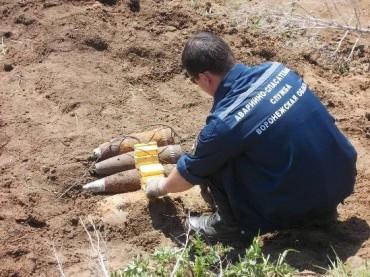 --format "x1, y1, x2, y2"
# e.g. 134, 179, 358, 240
177, 62, 357, 234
